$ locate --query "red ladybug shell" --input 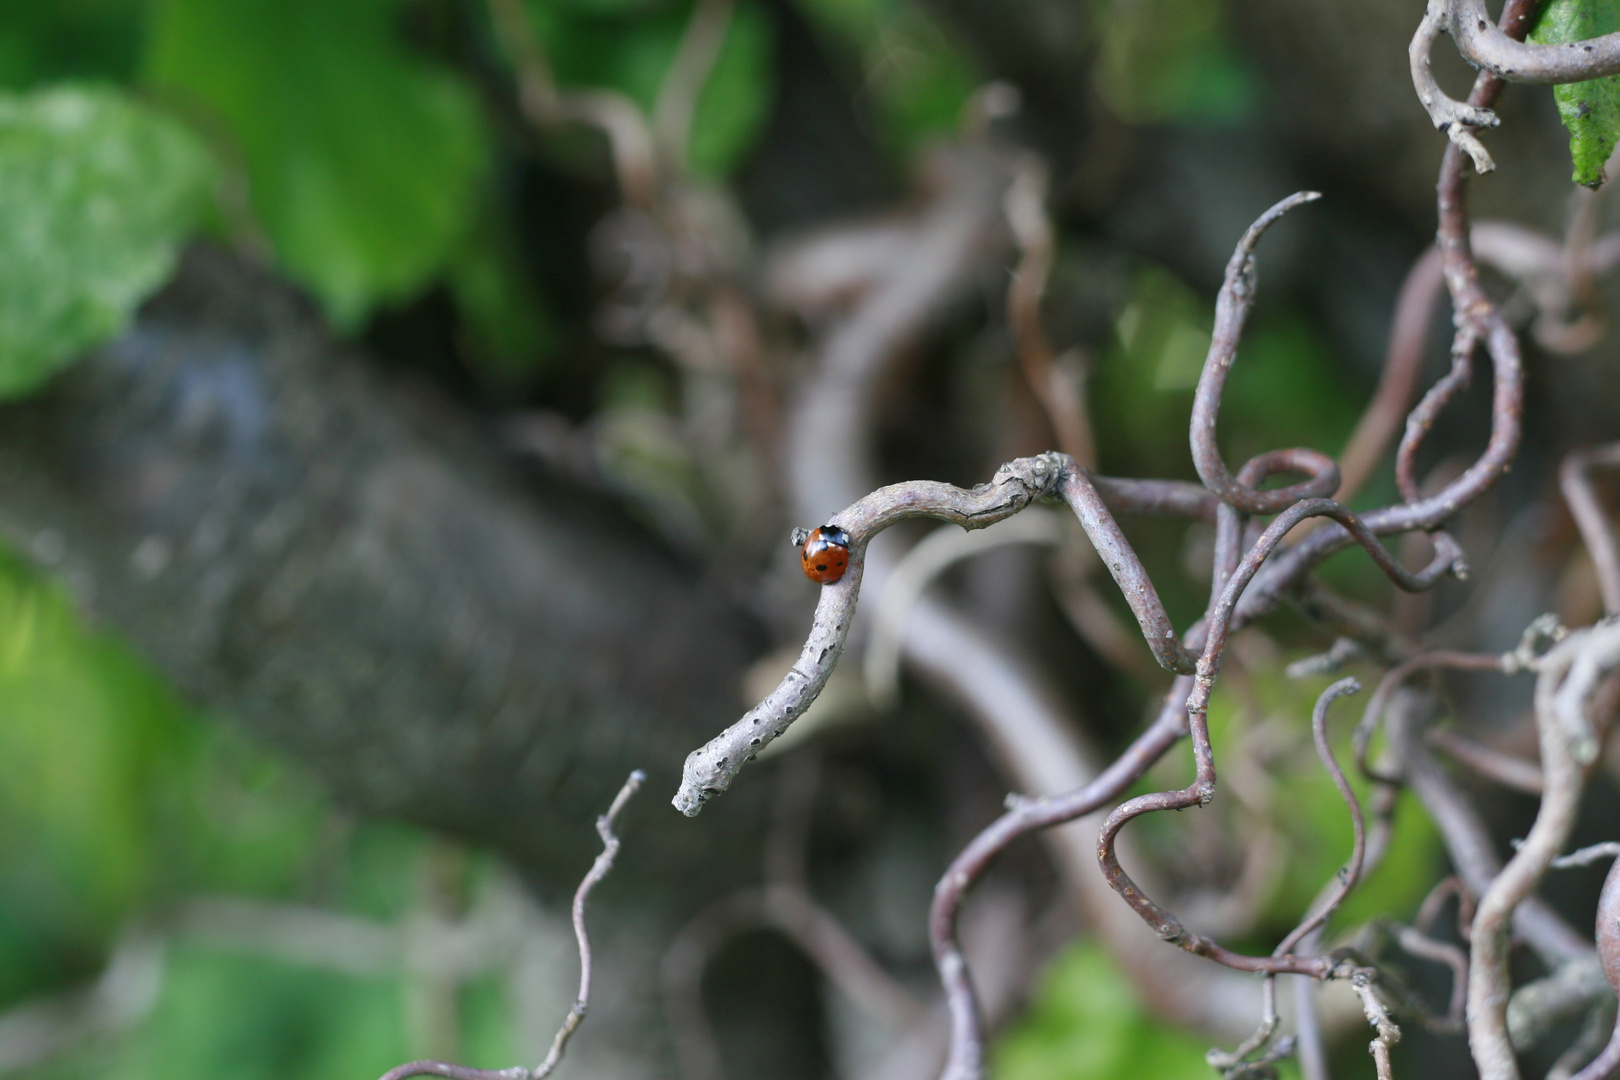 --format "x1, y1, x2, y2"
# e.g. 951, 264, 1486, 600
799, 525, 851, 584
